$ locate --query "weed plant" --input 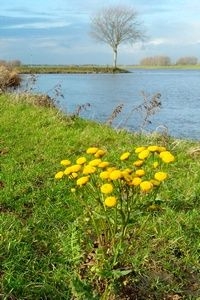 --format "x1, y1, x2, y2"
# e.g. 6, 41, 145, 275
0, 94, 200, 299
